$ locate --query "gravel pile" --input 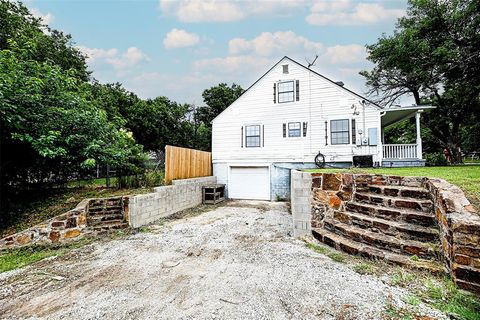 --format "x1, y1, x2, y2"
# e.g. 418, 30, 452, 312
0, 201, 446, 319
